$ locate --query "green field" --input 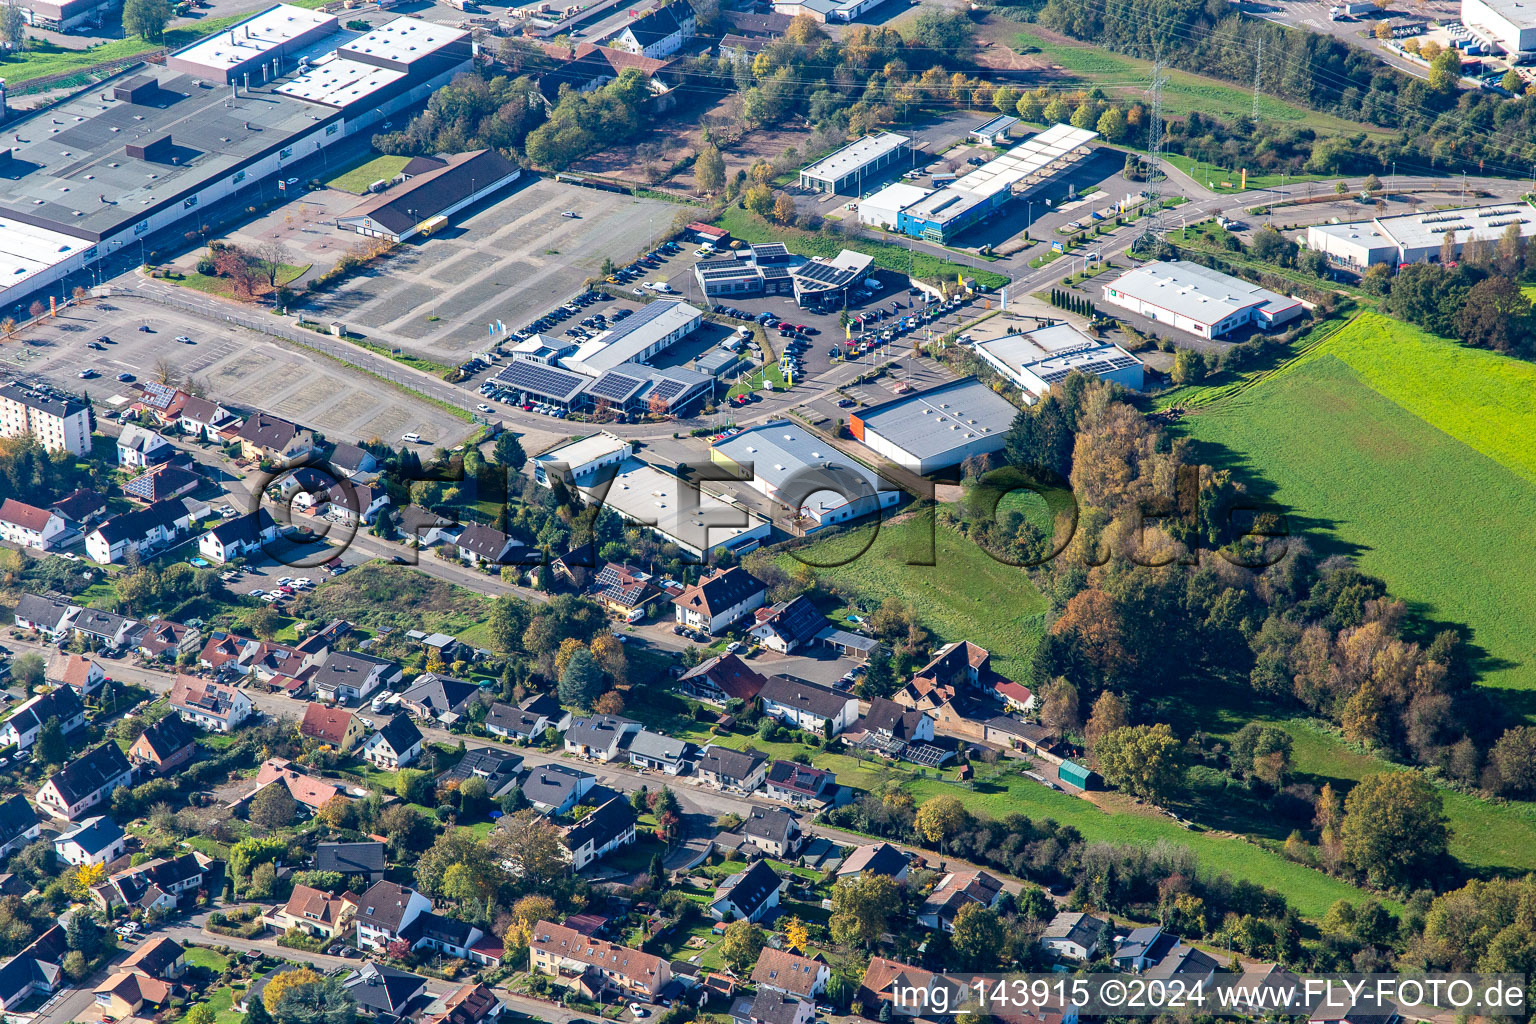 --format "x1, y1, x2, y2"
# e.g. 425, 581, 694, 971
777, 516, 1047, 680
326, 155, 413, 195
1176, 312, 1536, 715
0, 15, 246, 87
